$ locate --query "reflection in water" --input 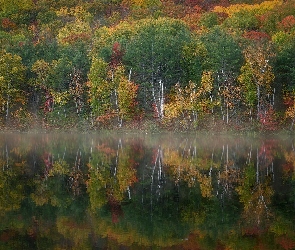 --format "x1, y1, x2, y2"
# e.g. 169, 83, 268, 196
0, 132, 294, 249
